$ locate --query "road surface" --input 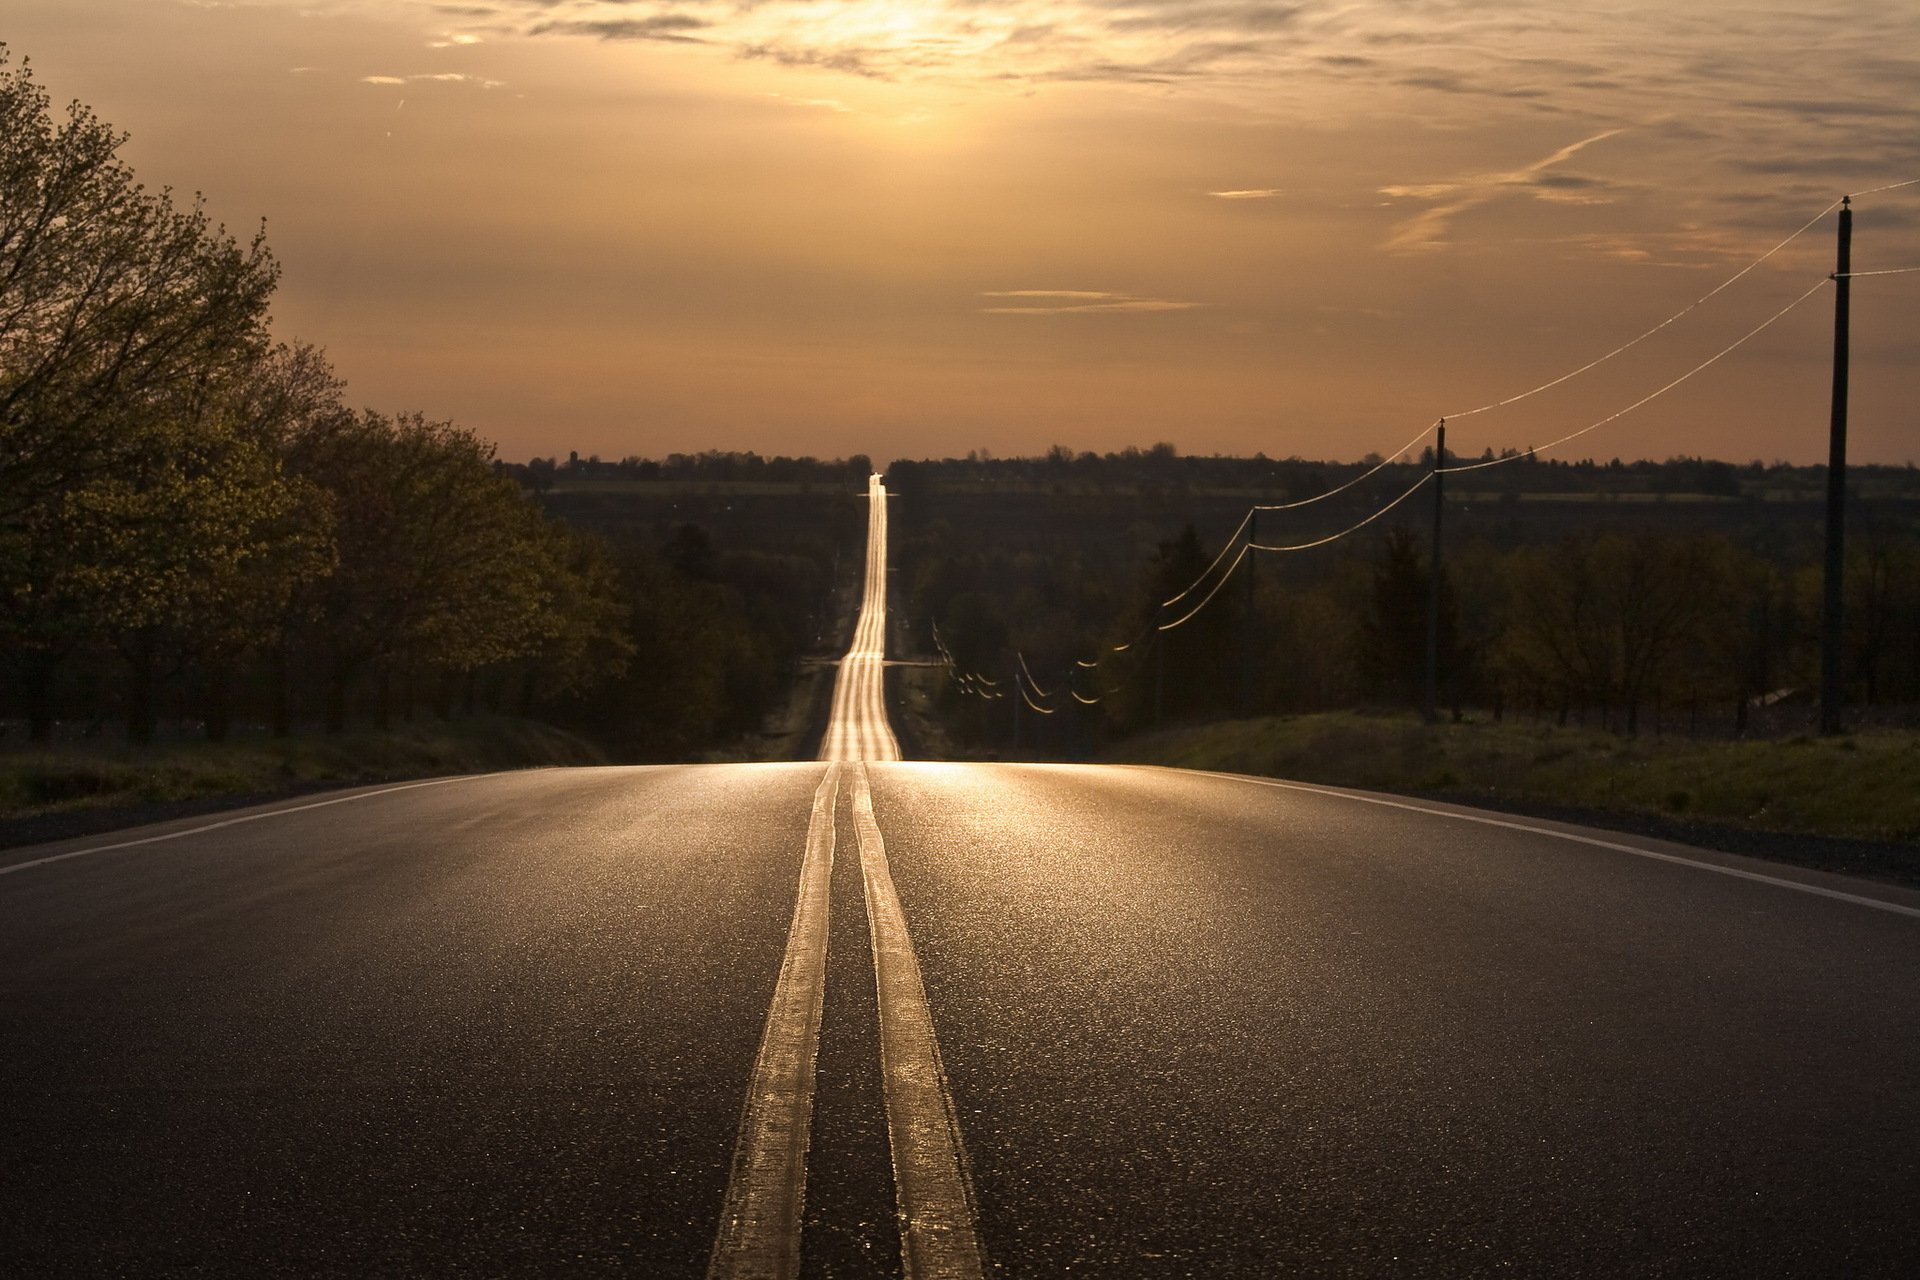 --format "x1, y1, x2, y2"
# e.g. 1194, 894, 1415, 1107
4, 476, 1918, 1277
